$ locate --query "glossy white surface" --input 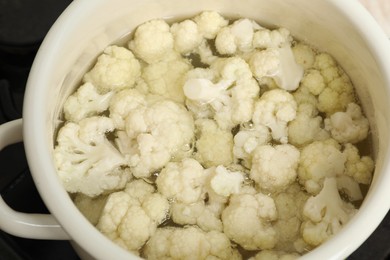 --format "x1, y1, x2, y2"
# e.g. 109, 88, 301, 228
0, 0, 388, 259
359, 0, 390, 36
